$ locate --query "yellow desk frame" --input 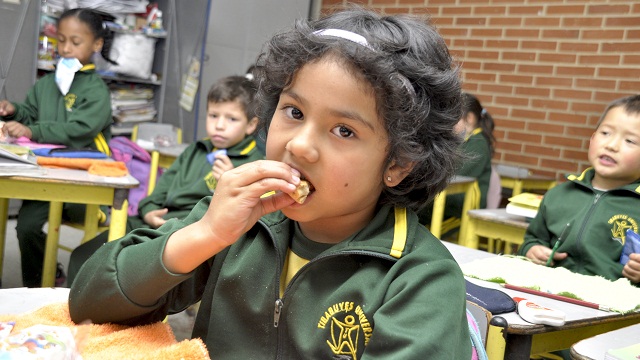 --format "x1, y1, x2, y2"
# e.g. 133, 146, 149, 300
500, 176, 556, 197
0, 174, 136, 287
465, 209, 529, 254
430, 176, 480, 244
